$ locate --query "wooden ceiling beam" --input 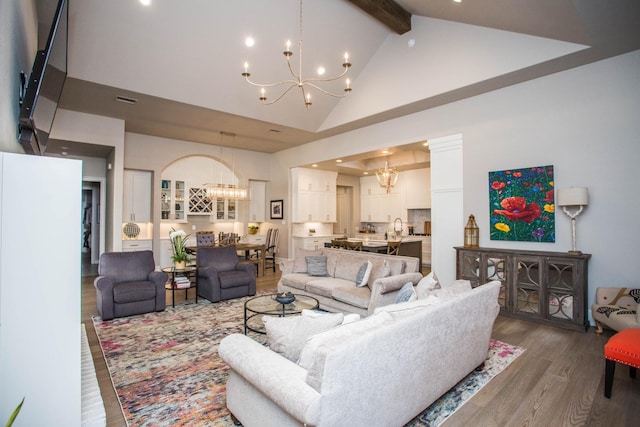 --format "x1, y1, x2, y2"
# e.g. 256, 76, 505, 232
347, 0, 411, 34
